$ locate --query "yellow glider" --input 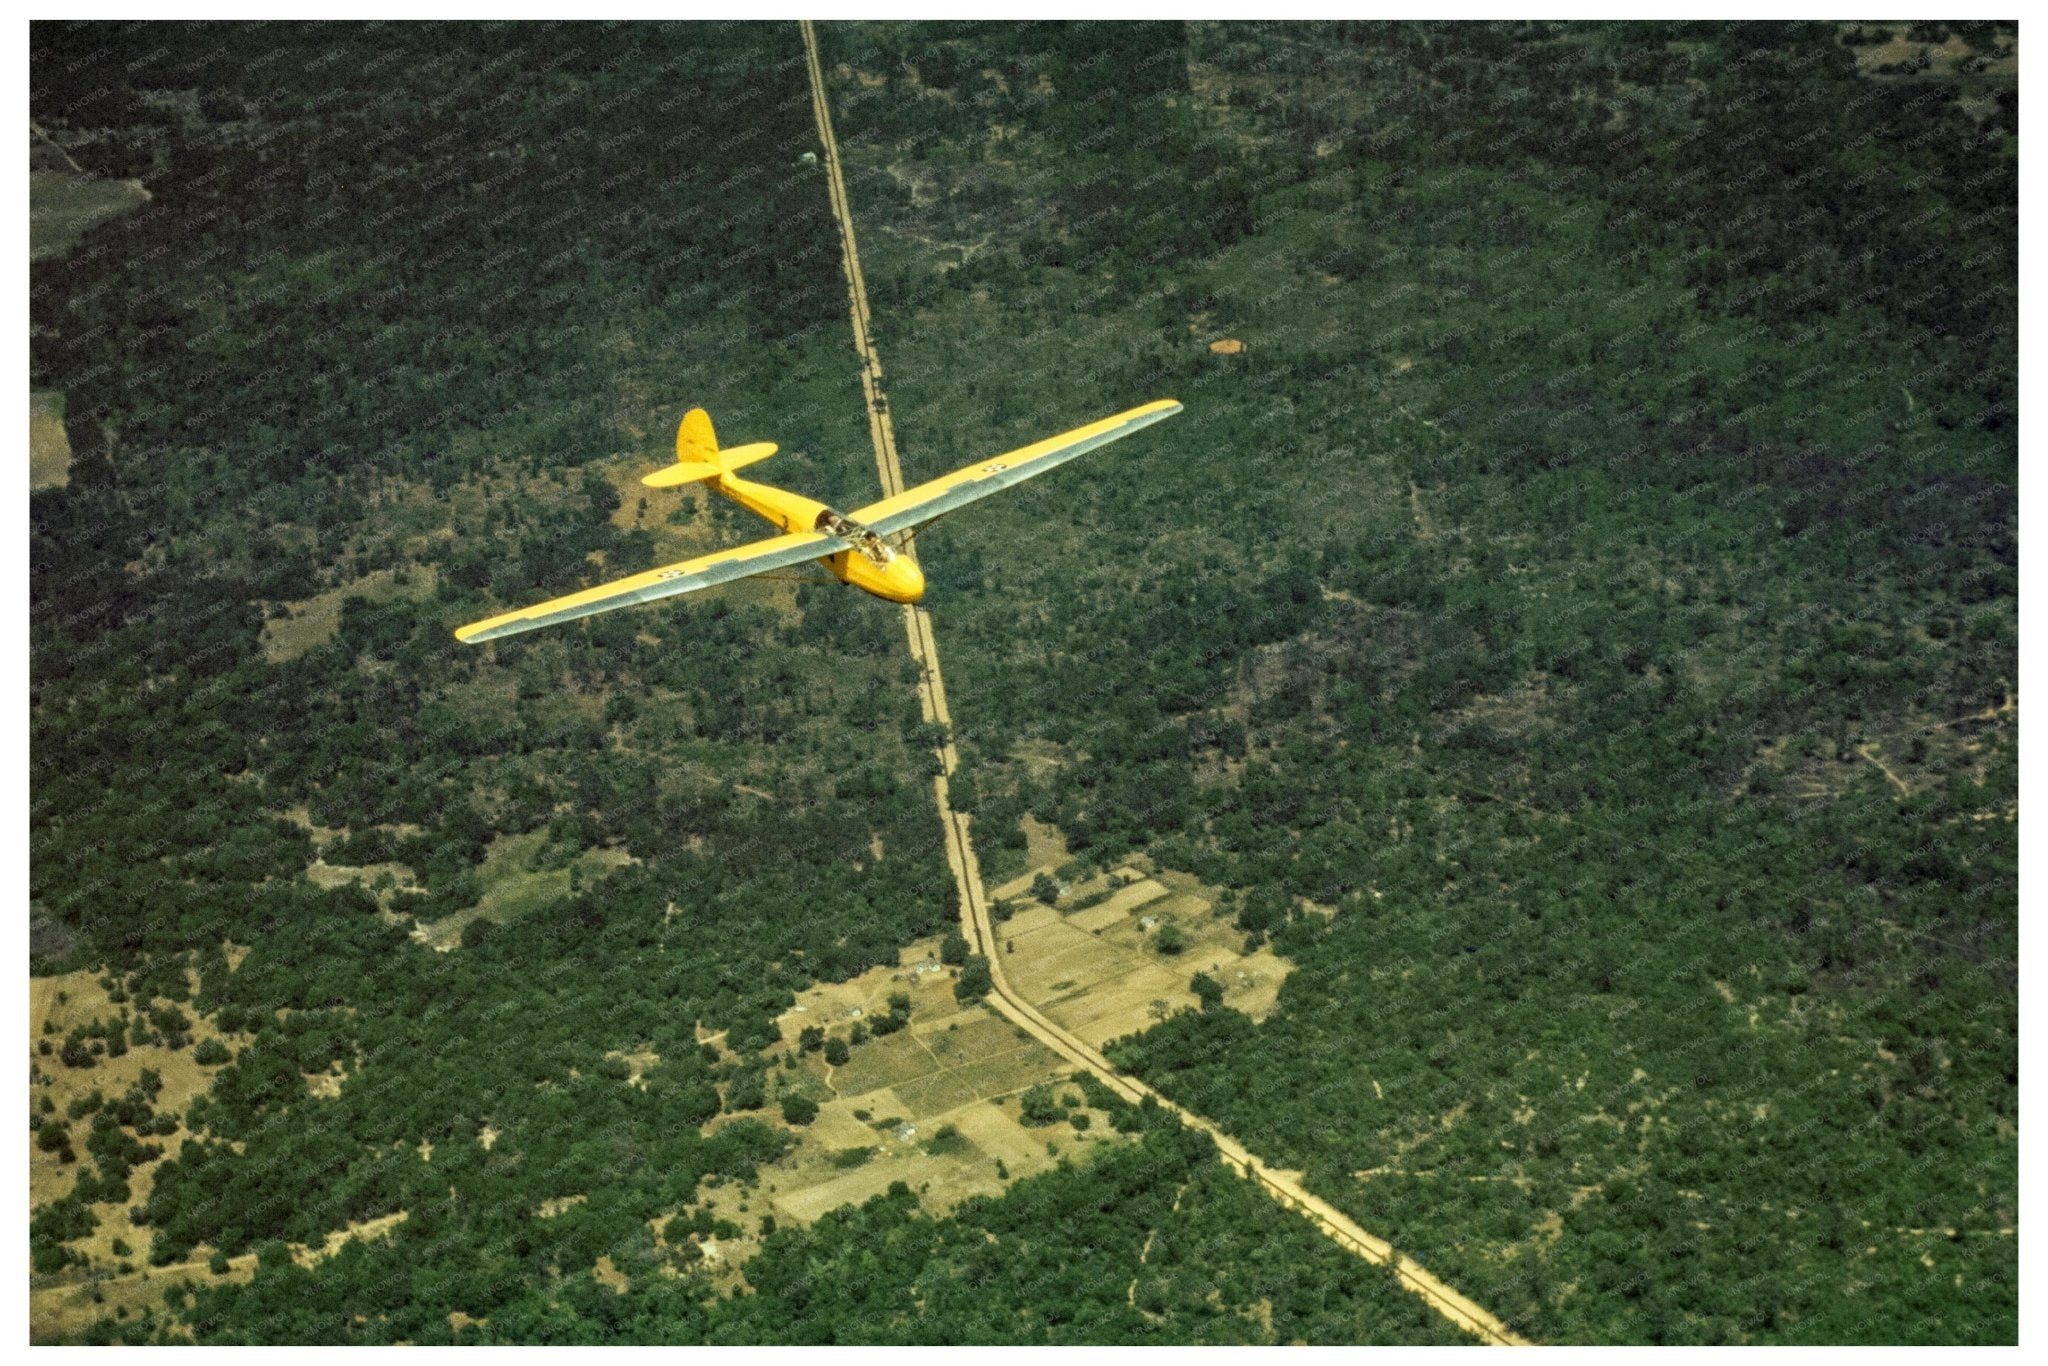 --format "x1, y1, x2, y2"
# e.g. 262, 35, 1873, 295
454, 398, 1182, 645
